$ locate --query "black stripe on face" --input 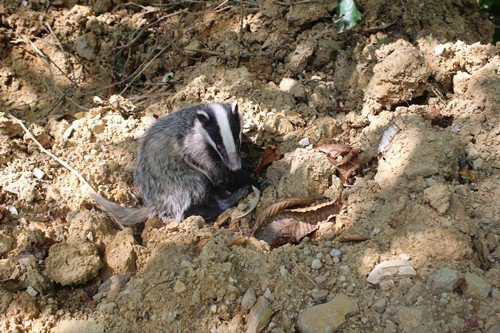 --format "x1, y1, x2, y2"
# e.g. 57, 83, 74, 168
227, 106, 241, 148
200, 108, 227, 161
